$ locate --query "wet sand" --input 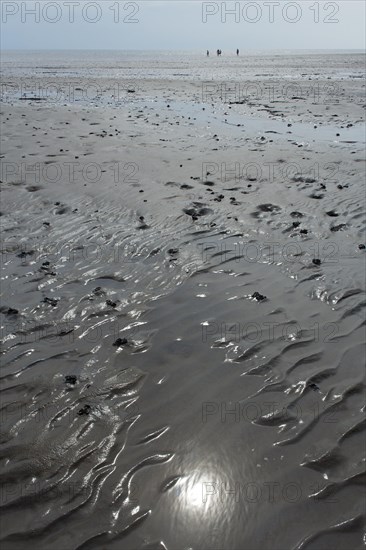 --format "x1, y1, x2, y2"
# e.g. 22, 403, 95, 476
0, 51, 365, 550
